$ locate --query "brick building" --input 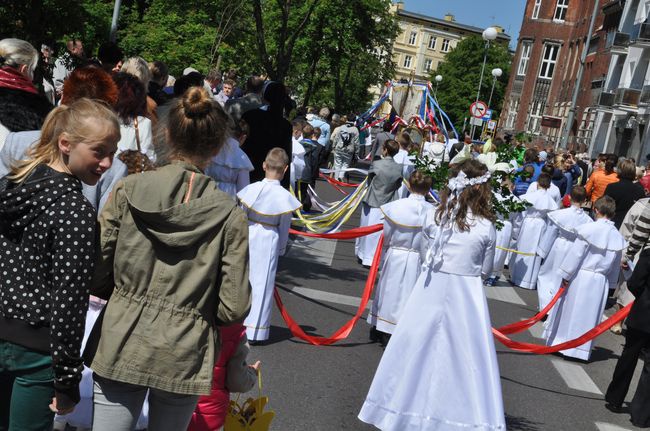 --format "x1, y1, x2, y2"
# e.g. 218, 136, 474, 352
501, 0, 617, 150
